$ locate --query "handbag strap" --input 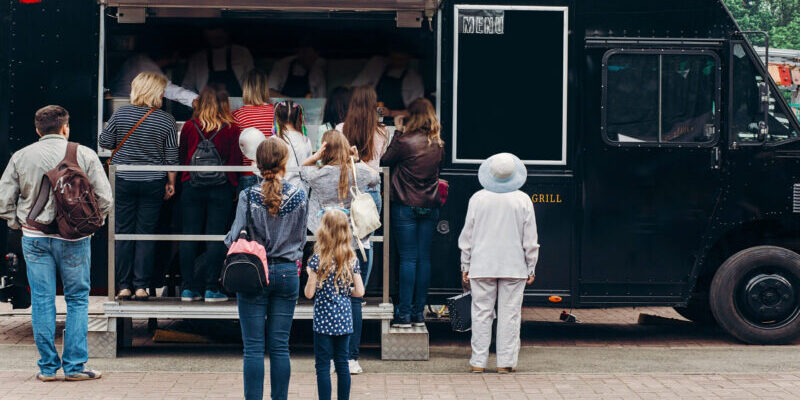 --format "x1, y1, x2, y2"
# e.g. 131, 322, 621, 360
106, 107, 157, 167
349, 156, 360, 191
